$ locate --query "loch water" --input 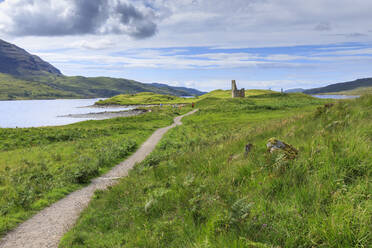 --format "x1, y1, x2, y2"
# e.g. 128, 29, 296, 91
311, 95, 359, 99
0, 98, 133, 128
